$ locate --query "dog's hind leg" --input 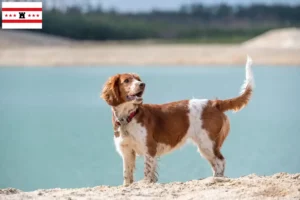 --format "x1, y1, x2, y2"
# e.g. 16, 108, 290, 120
191, 130, 226, 177
211, 149, 226, 177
